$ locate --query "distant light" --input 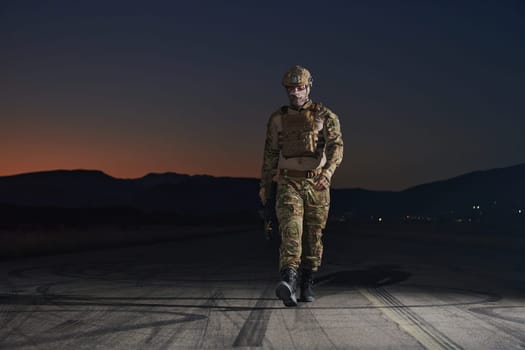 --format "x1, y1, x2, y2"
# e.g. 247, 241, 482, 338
378, 217, 383, 222
472, 205, 476, 209
519, 209, 523, 214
